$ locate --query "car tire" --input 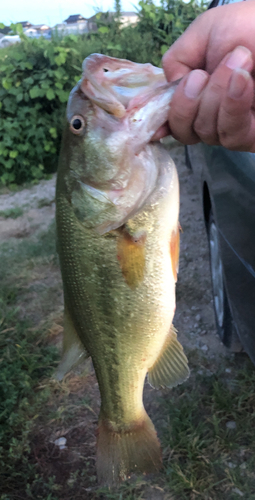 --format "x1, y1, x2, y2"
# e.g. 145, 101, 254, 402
207, 211, 242, 352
